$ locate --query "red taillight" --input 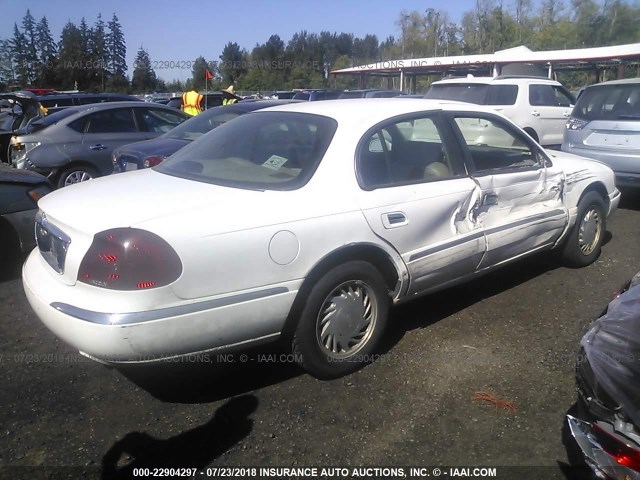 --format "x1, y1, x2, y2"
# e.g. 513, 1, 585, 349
592, 423, 640, 472
143, 156, 165, 168
78, 228, 182, 290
